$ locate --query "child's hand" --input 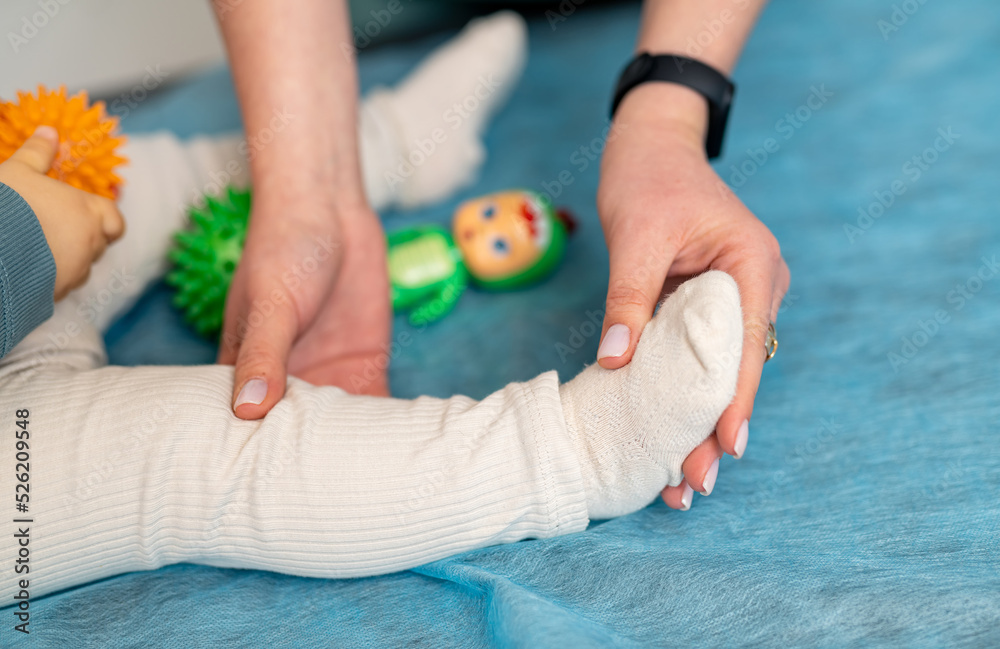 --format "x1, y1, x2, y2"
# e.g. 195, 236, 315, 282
0, 126, 125, 300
